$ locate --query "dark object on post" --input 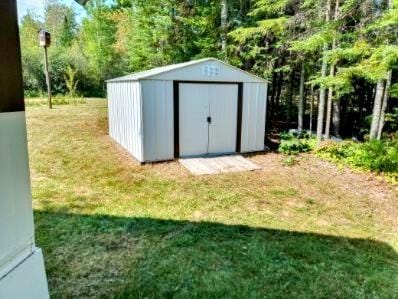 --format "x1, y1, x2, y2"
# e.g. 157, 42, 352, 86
38, 29, 52, 109
74, 0, 90, 5
39, 29, 51, 47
